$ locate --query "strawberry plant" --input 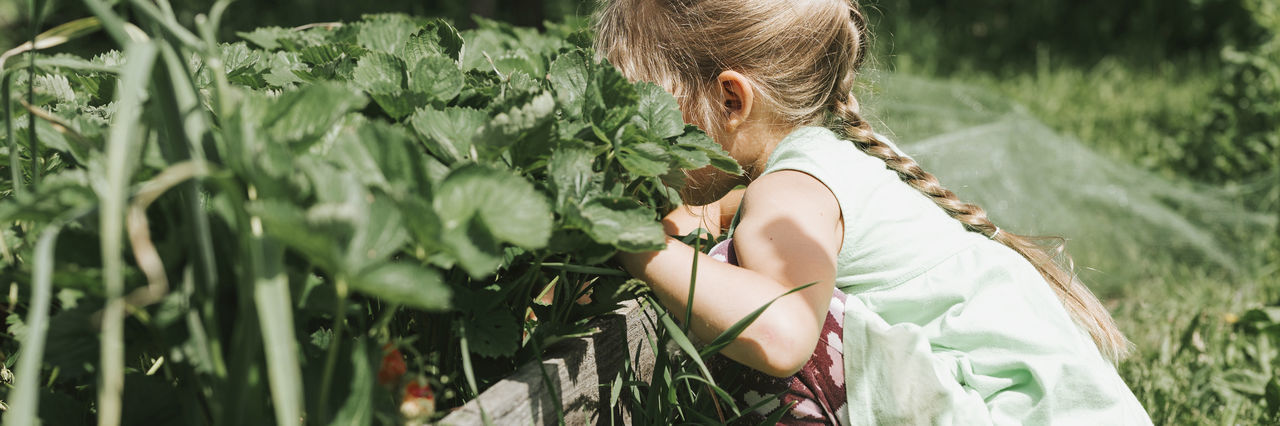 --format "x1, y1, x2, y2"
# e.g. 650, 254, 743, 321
0, 2, 740, 424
